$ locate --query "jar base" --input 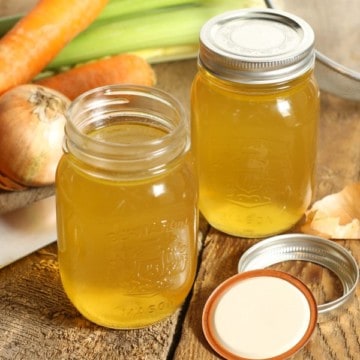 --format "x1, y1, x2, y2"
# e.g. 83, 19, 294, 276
200, 203, 305, 238
75, 305, 182, 330
64, 291, 185, 329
